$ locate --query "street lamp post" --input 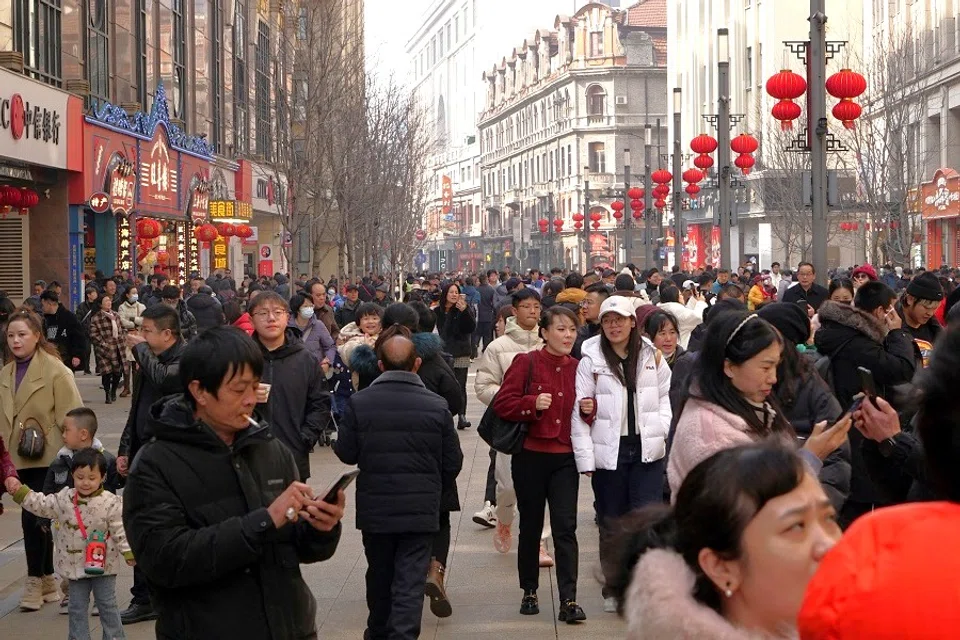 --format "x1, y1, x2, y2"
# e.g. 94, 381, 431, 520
644, 126, 653, 269
717, 28, 732, 271
623, 148, 632, 265
809, 0, 829, 280
582, 169, 591, 270
672, 88, 682, 269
